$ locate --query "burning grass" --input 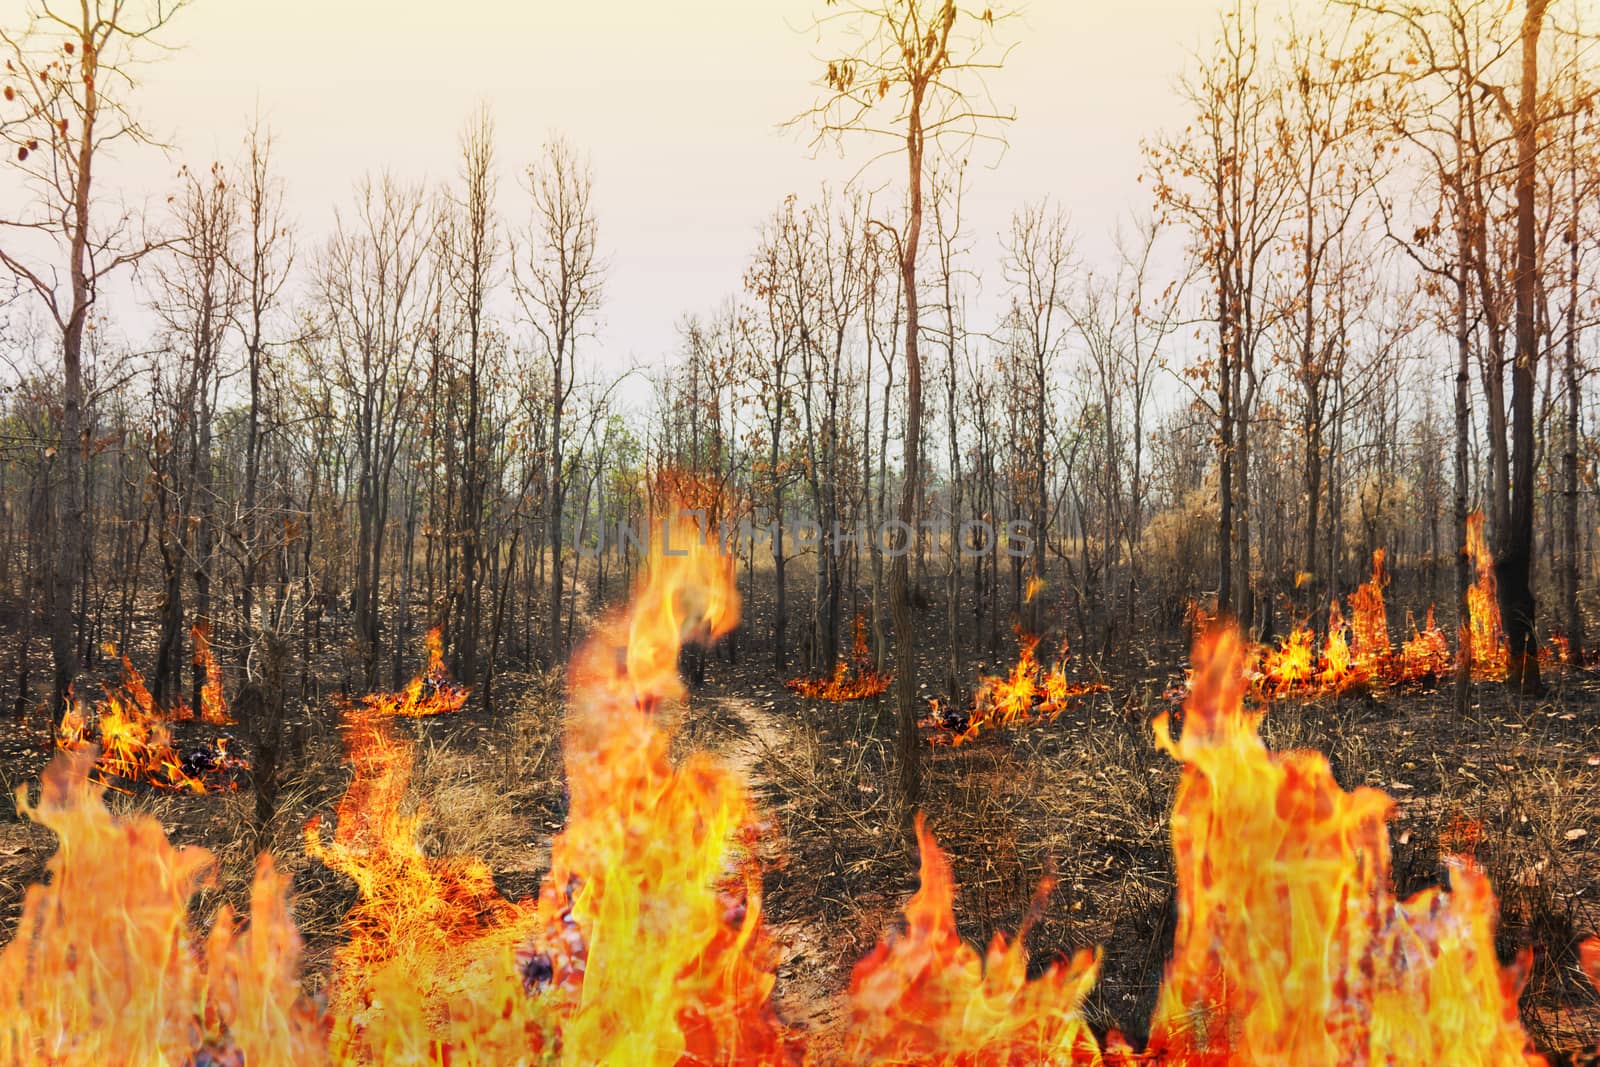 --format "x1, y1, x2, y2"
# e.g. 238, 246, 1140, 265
926, 629, 1109, 746
56, 634, 244, 794
1256, 518, 1523, 699
352, 626, 469, 719
788, 614, 893, 702
4, 506, 1600, 1062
